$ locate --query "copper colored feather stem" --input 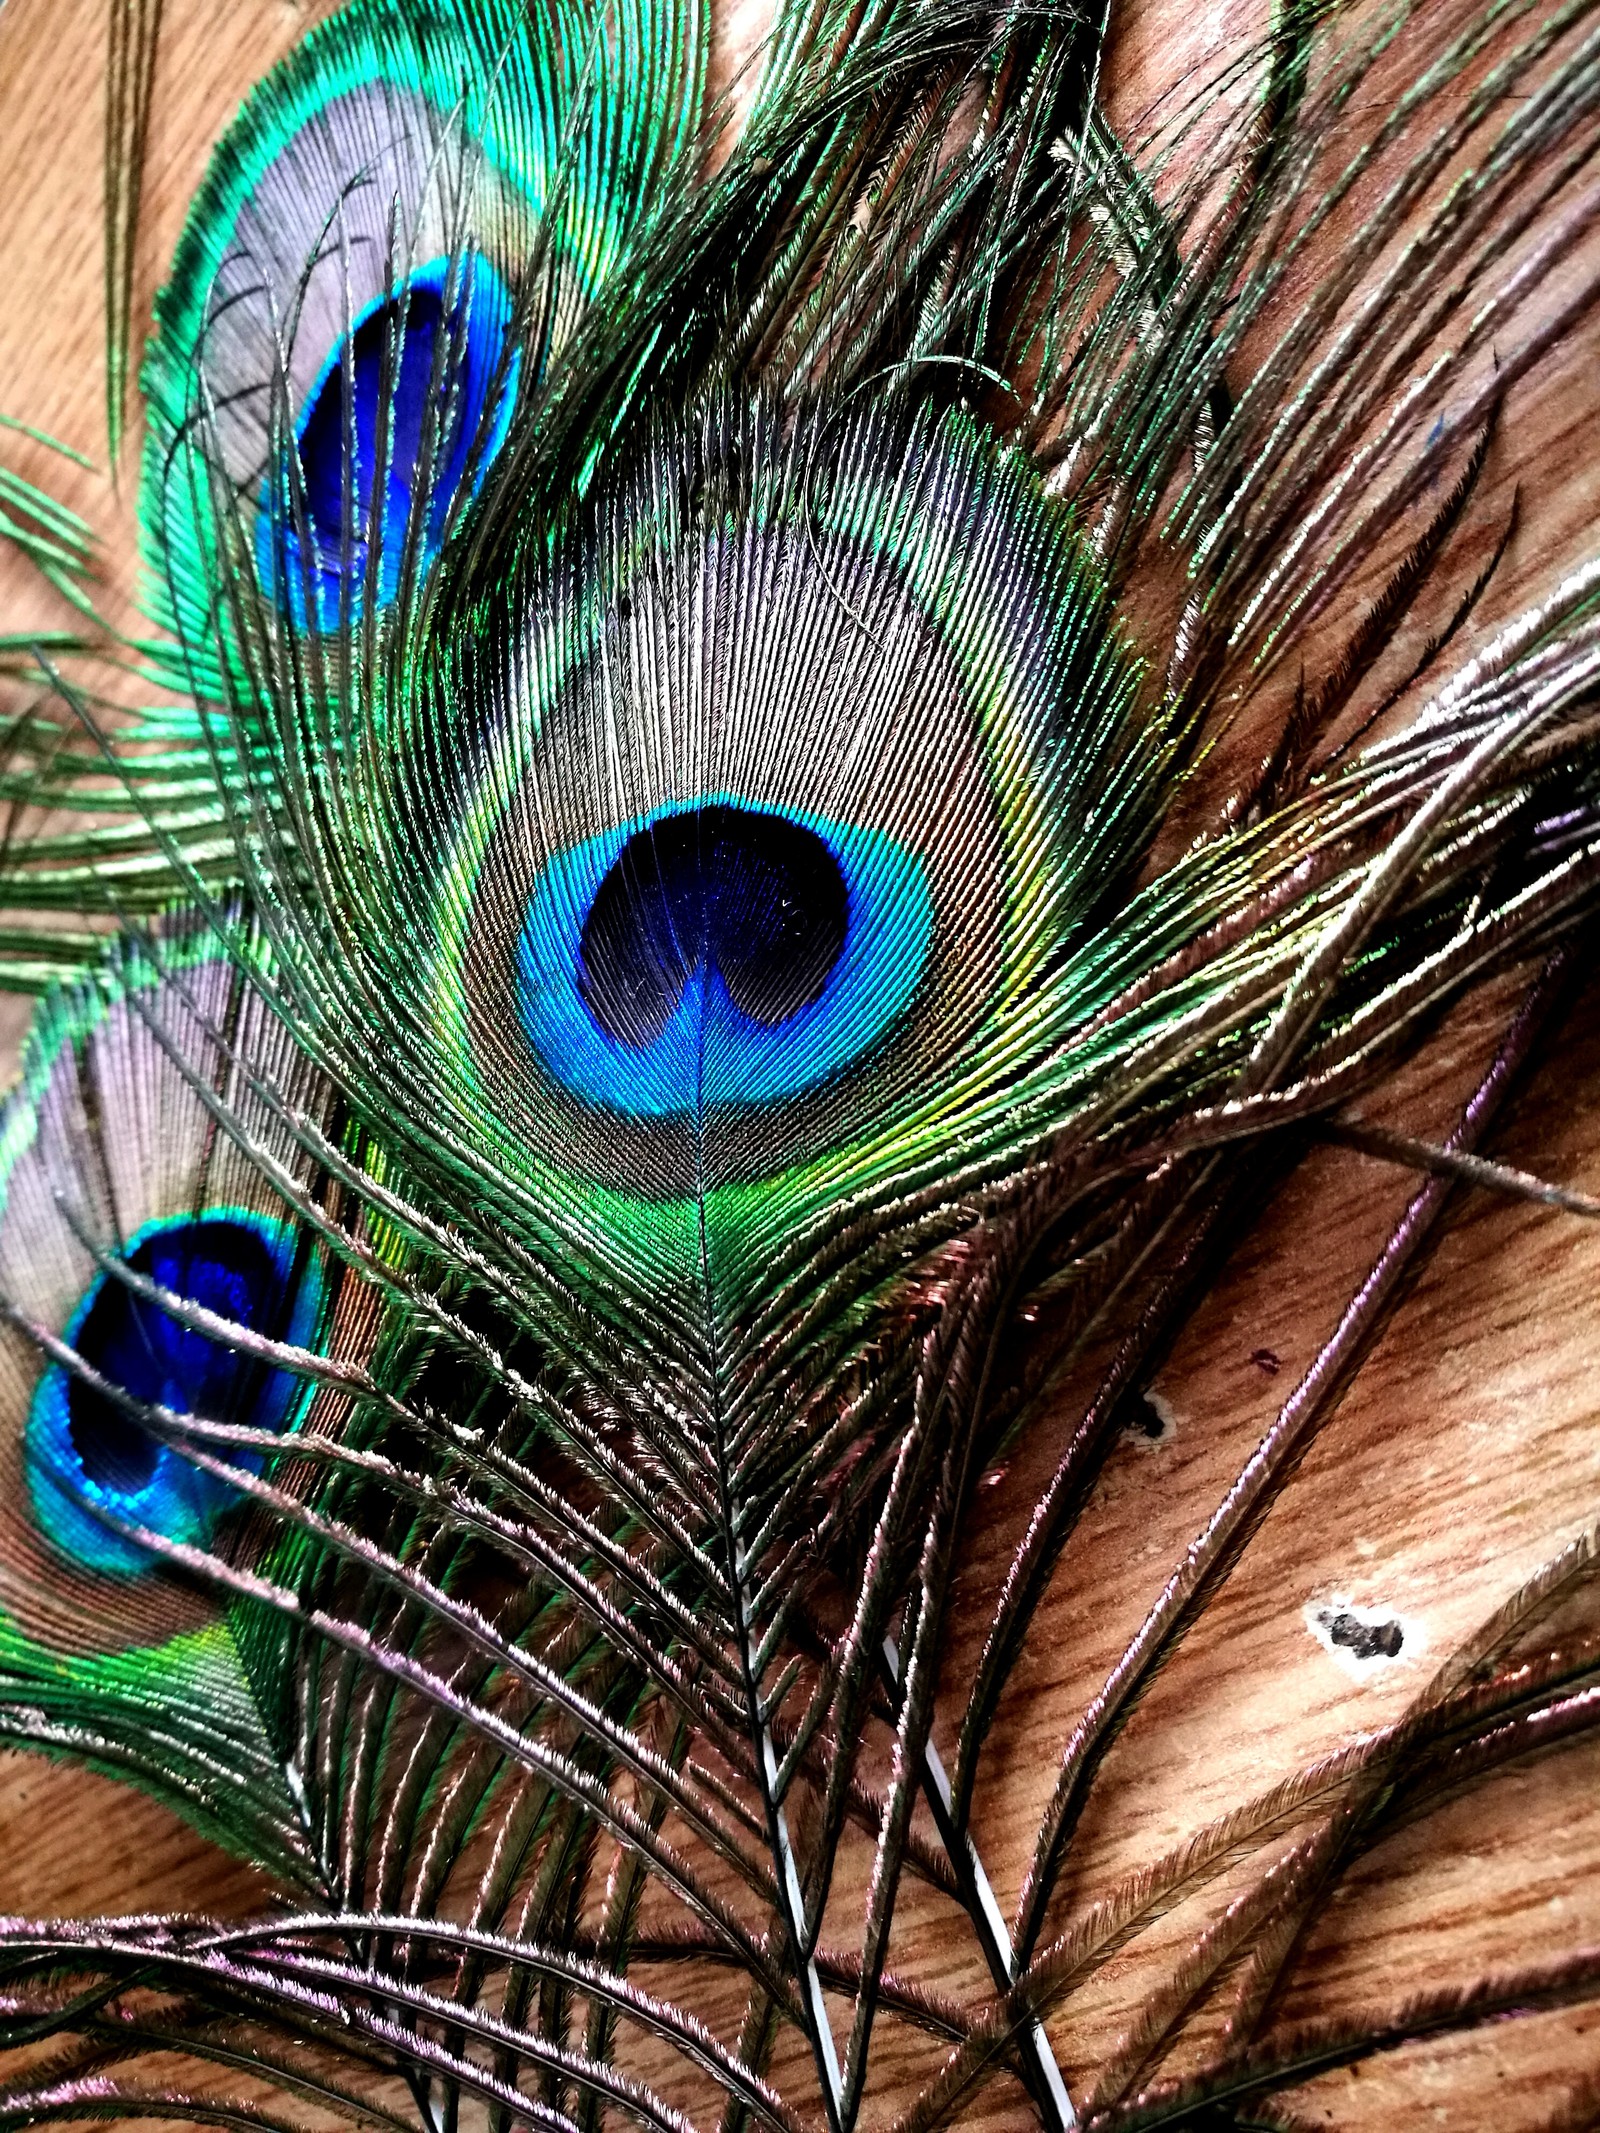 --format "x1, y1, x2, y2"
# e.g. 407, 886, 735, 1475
896, 1607, 1600, 2133
1205, 1658, 1600, 2057
882, 1633, 1077, 2132
718, 1987, 782, 2133
1383, 1673, 1600, 1835
1216, 1888, 1328, 2062
1091, 1942, 1600, 2131
0, 2079, 308, 2133
839, 1275, 1007, 2124
949, 1155, 1252, 1833
1076, 1811, 1356, 2117
1115, 1591, 1600, 2025
1319, 1113, 1600, 1217
1009, 938, 1584, 1969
